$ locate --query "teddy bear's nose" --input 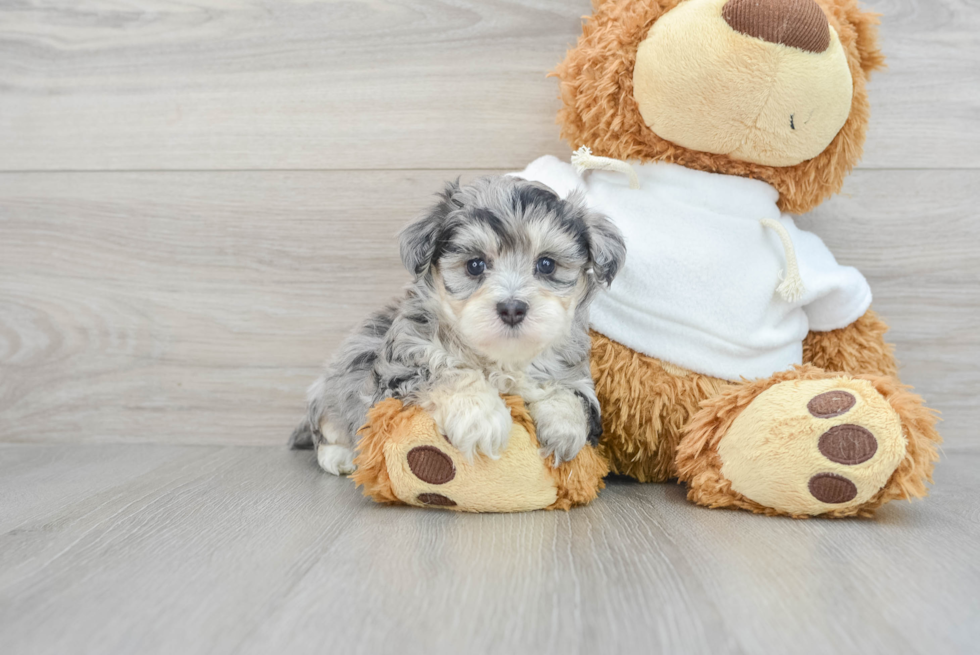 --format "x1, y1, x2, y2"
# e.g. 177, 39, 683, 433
722, 0, 831, 53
